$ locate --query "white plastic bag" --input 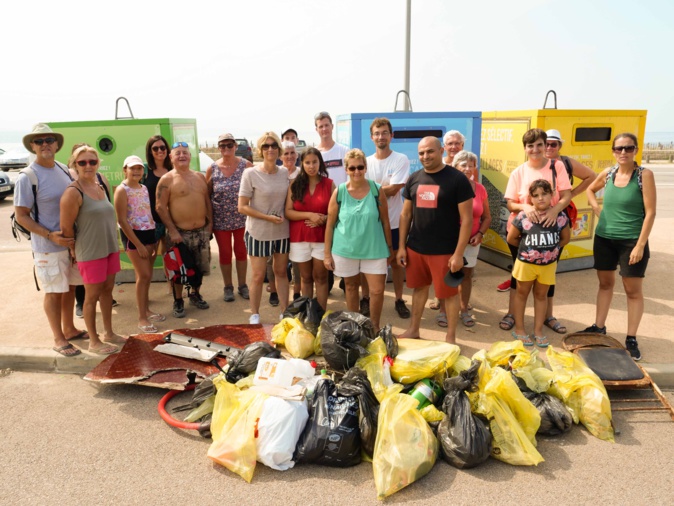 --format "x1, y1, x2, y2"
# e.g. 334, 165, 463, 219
256, 397, 309, 470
